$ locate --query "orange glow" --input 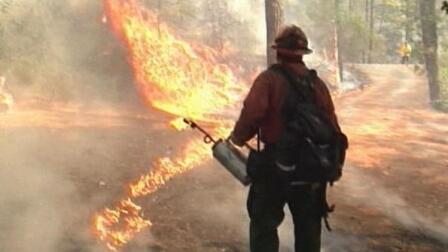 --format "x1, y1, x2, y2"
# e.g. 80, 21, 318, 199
93, 139, 210, 250
93, 198, 152, 251
93, 0, 247, 250
129, 139, 210, 198
104, 0, 245, 123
